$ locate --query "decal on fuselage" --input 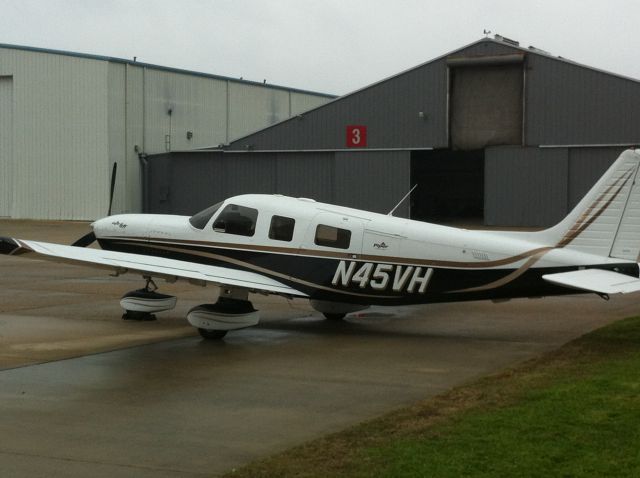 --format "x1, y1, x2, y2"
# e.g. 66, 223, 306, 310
332, 261, 434, 294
